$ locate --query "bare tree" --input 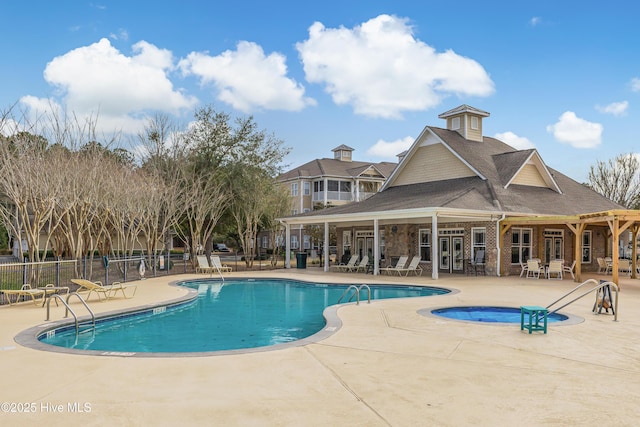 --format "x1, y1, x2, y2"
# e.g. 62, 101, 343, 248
588, 153, 640, 208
